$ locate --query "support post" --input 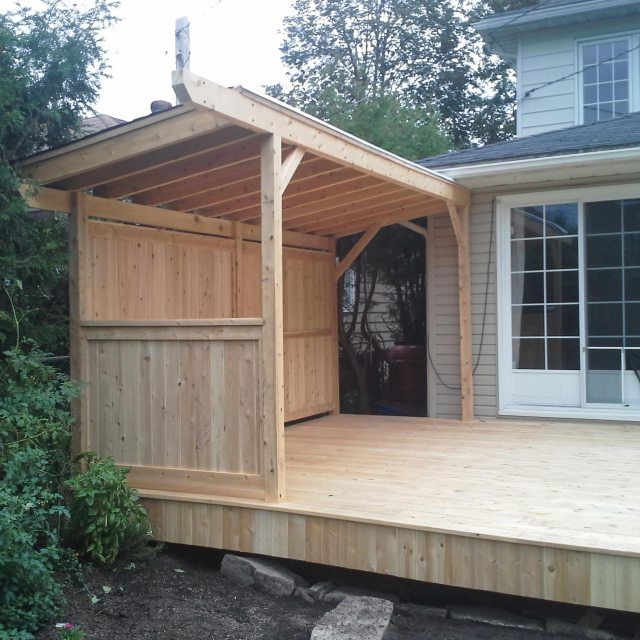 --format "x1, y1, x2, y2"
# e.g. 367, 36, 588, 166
329, 237, 341, 414
69, 192, 90, 453
447, 202, 474, 422
260, 134, 286, 502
